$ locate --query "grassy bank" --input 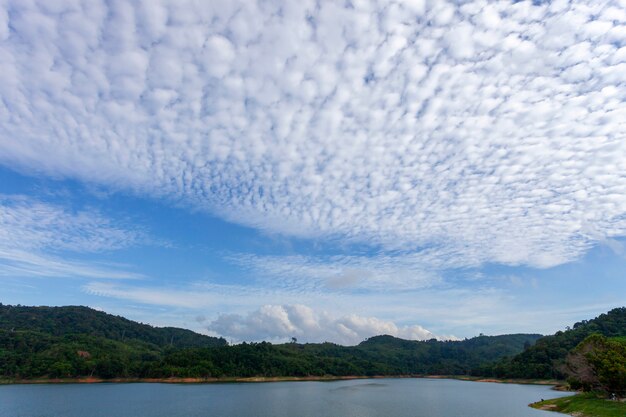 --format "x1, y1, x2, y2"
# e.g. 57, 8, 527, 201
531, 392, 626, 417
